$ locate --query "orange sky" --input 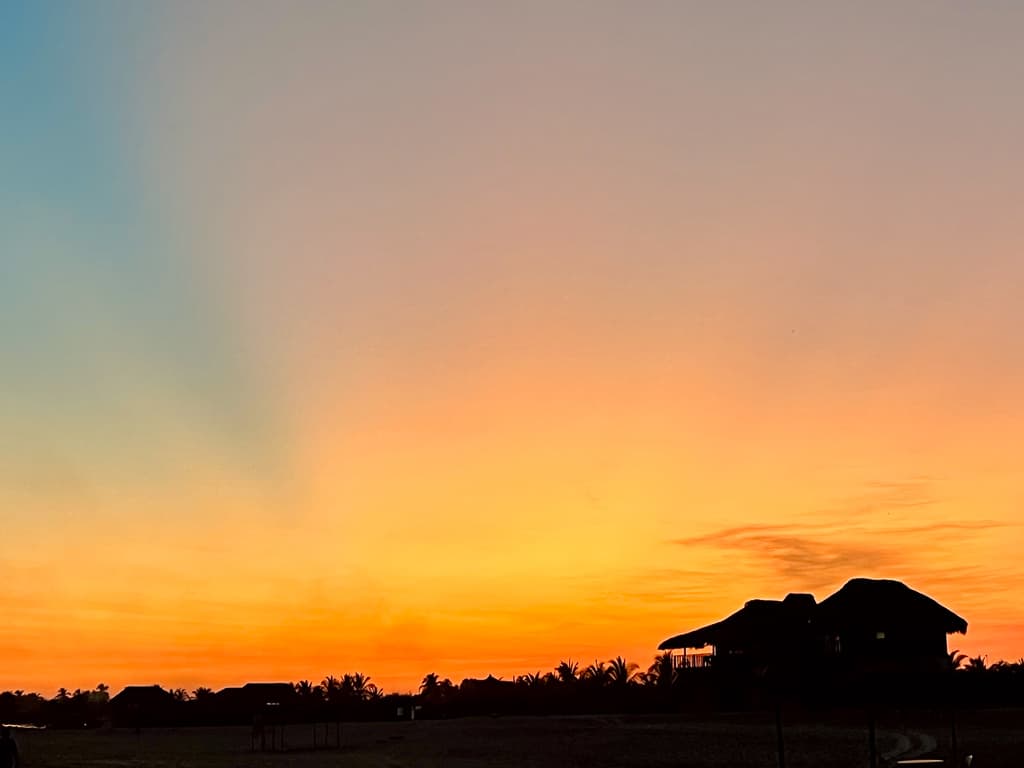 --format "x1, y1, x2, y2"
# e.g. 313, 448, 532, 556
3, 2, 1024, 696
